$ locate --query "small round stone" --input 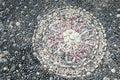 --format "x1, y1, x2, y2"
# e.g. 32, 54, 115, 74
111, 68, 116, 73
33, 52, 38, 56
3, 51, 9, 55
37, 15, 41, 21
36, 72, 40, 75
45, 0, 49, 2
63, 32, 67, 37
54, 0, 58, 2
22, 56, 25, 60
103, 77, 110, 80
16, 22, 20, 26
3, 67, 8, 71
70, 35, 75, 40
76, 39, 80, 43
116, 14, 120, 18
64, 38, 69, 42
49, 77, 54, 80
75, 32, 79, 37
19, 64, 22, 67
67, 30, 73, 34
24, 6, 27, 9
10, 65, 16, 72
114, 78, 118, 80
111, 53, 116, 59
0, 59, 4, 64
86, 72, 91, 76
